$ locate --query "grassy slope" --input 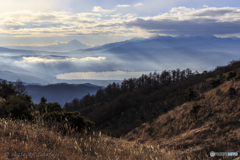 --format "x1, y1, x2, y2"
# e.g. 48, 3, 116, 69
1, 68, 240, 159
0, 117, 176, 160
124, 72, 240, 159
